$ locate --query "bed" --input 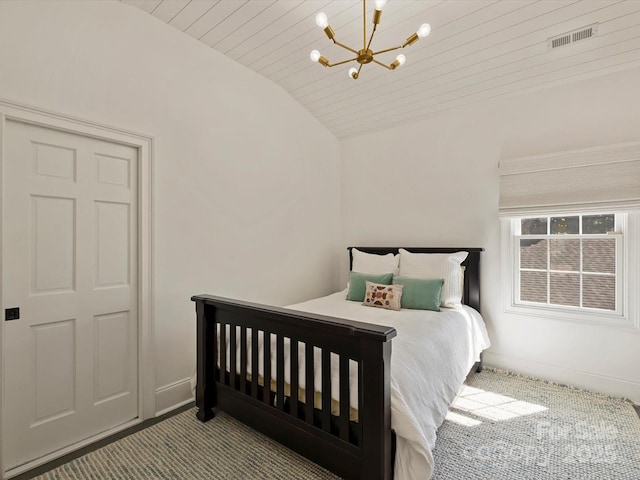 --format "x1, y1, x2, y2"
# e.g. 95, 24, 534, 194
191, 247, 489, 479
